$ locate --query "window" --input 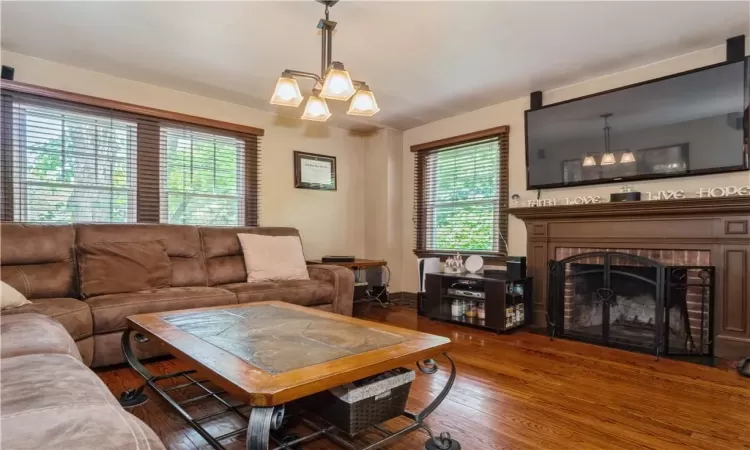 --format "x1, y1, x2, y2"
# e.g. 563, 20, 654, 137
11, 102, 137, 223
161, 127, 245, 225
412, 127, 509, 260
1, 83, 262, 225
